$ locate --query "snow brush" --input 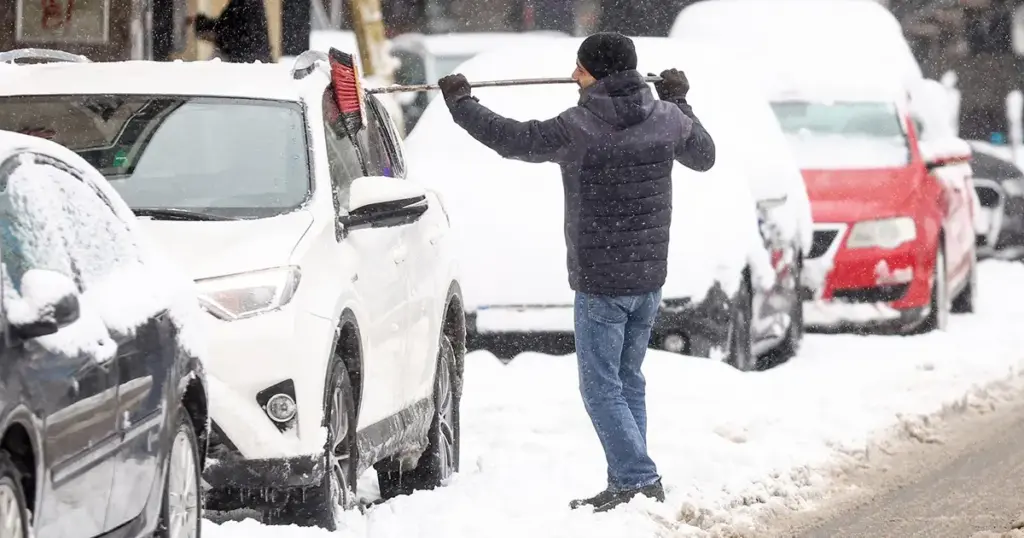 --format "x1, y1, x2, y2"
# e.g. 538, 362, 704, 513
326, 47, 663, 131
